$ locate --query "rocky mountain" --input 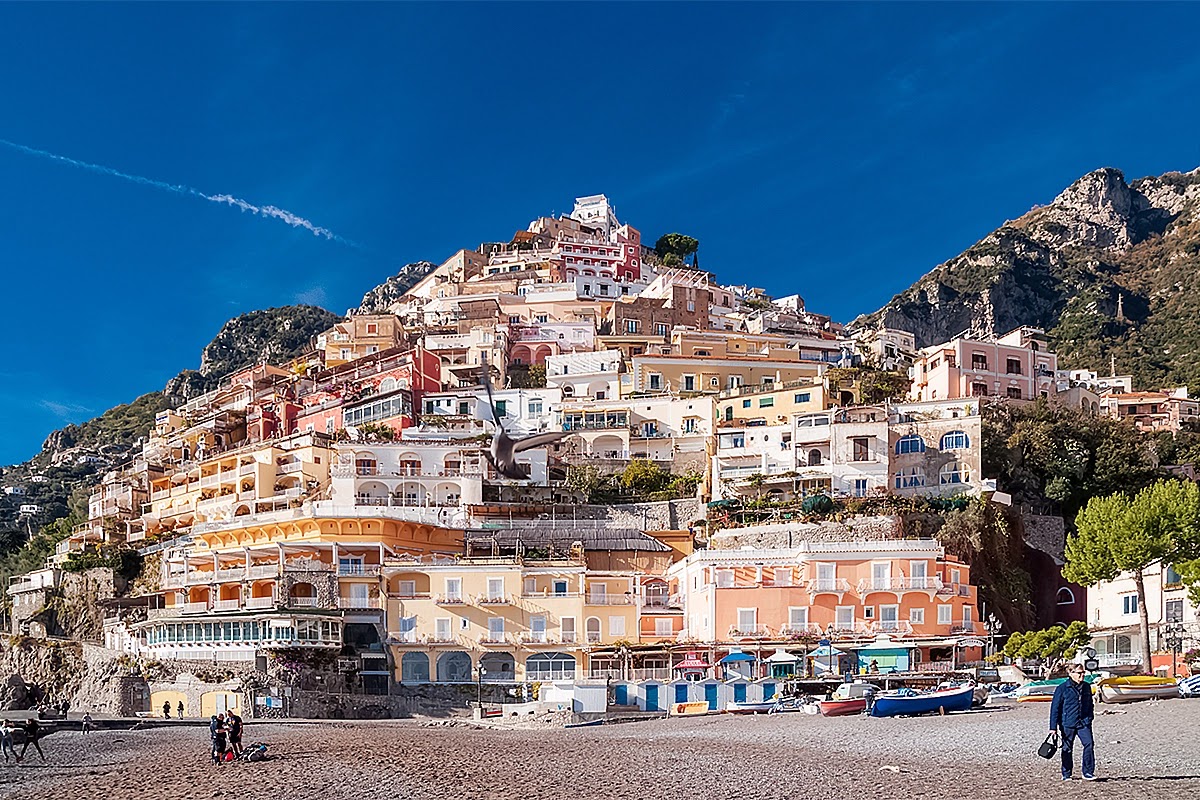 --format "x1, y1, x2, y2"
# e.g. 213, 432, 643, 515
858, 166, 1200, 389
164, 305, 340, 401
357, 261, 437, 313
